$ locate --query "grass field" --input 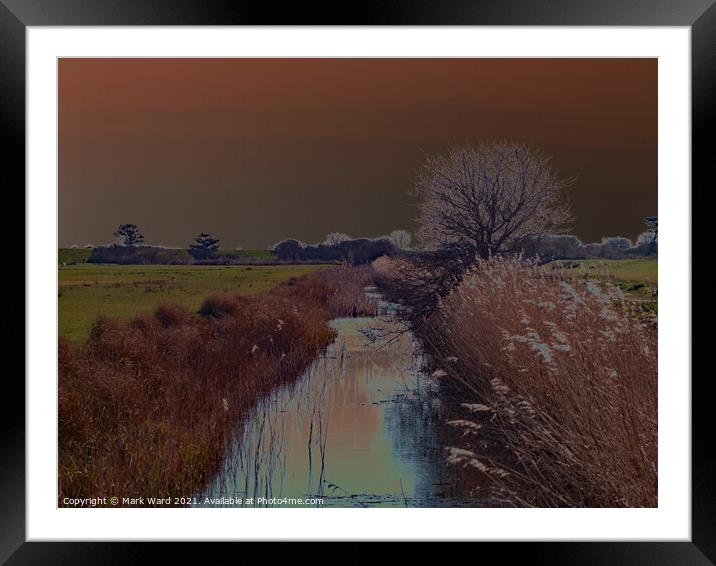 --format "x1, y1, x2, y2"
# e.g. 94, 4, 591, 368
546, 257, 657, 315
546, 258, 657, 284
59, 264, 326, 343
